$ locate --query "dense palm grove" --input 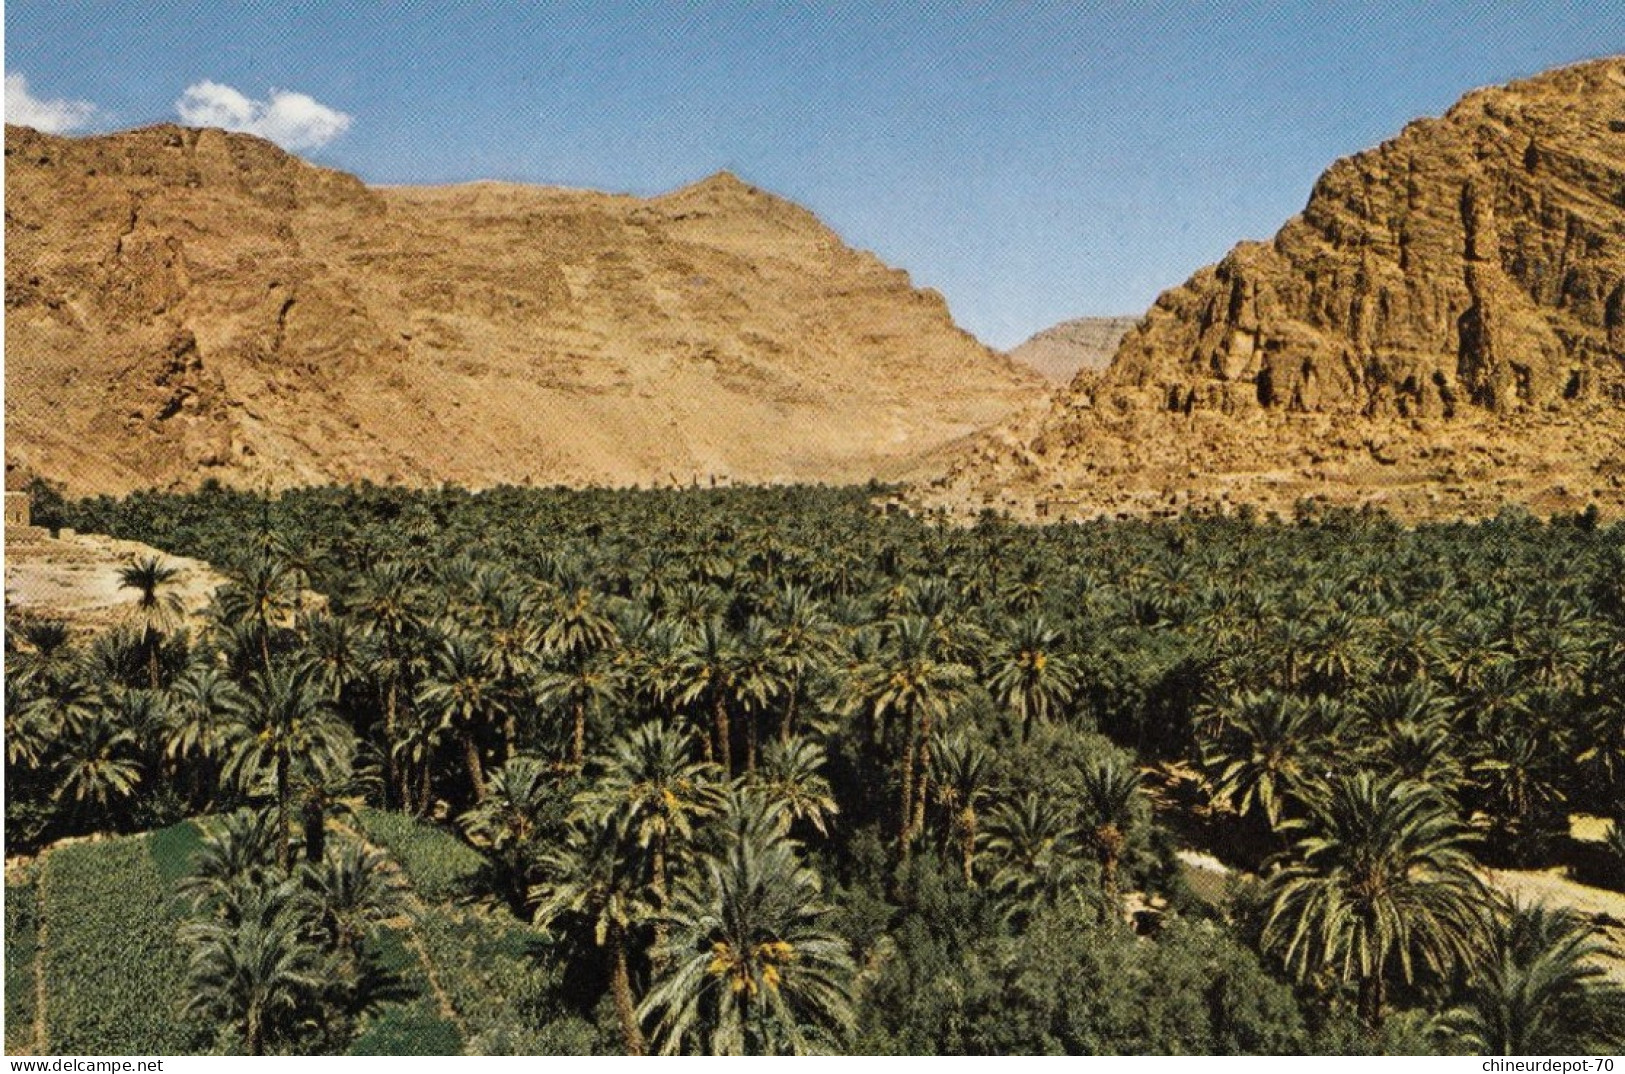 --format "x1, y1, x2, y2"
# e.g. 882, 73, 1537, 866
7, 482, 1625, 1054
